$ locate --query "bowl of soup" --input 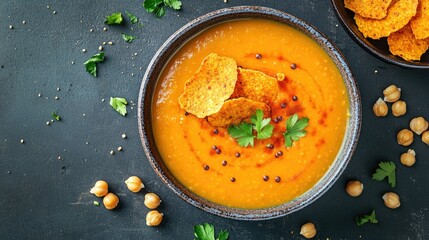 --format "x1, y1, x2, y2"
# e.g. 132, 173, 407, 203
138, 6, 361, 220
